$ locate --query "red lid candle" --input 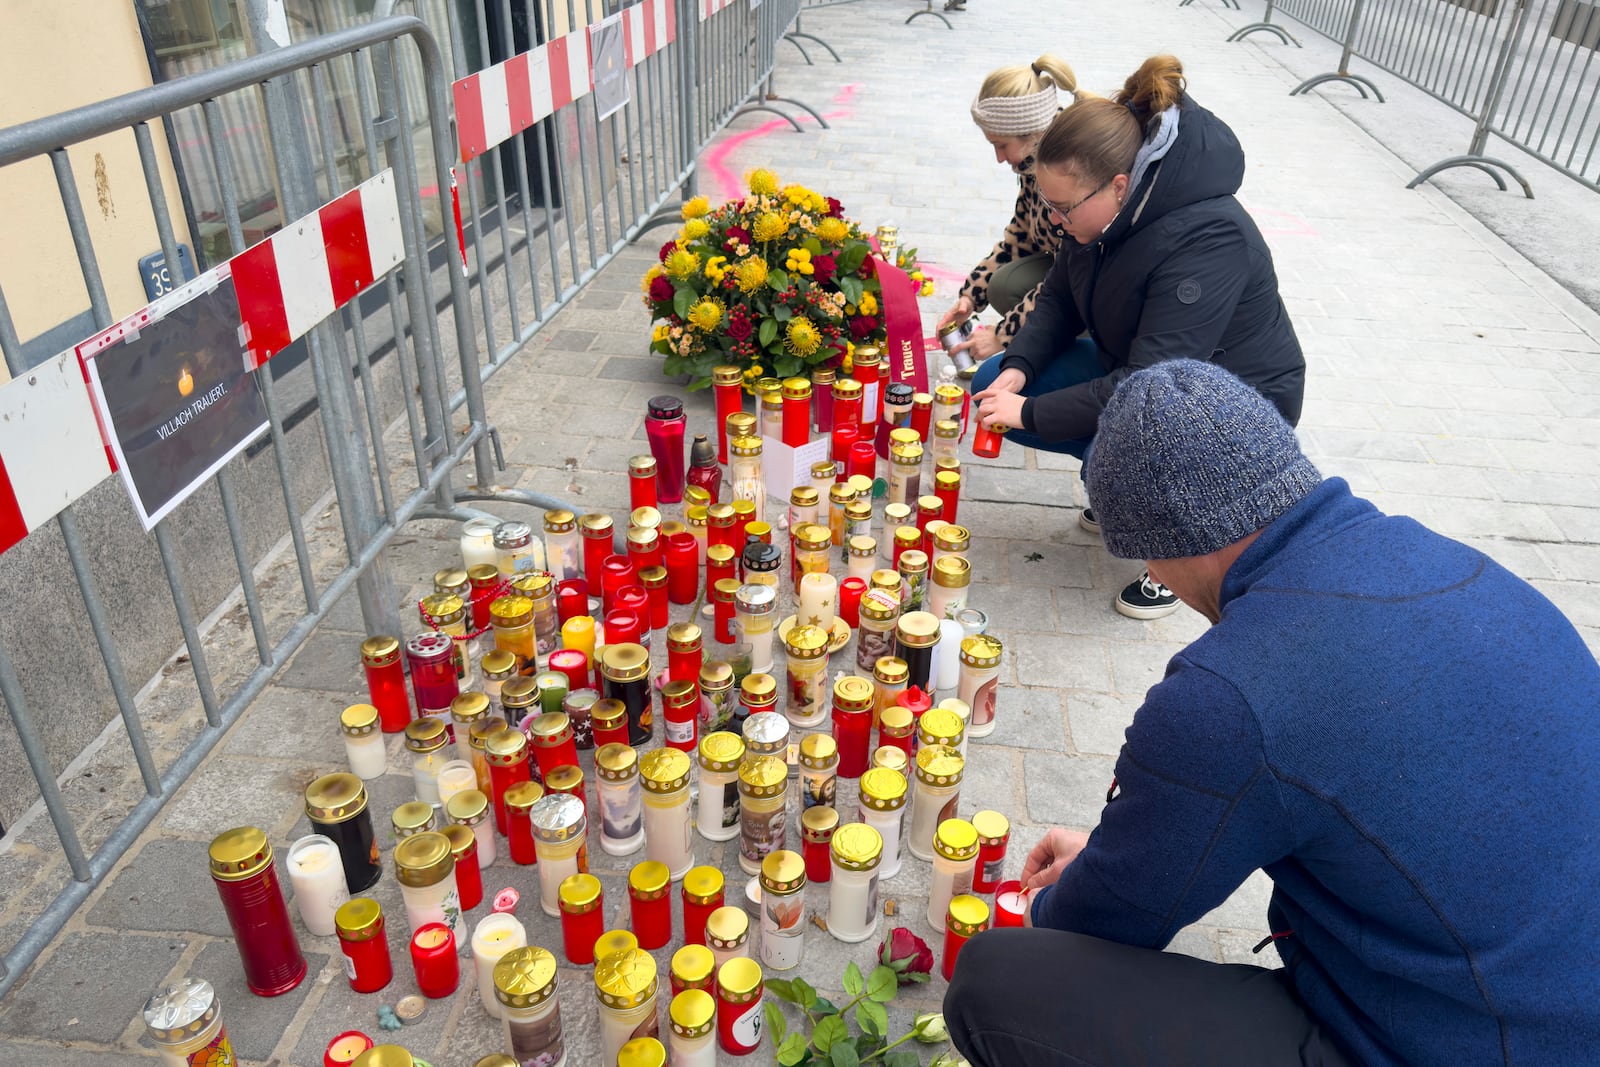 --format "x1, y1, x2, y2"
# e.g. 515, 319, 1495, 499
781, 377, 812, 448
207, 827, 307, 996
581, 514, 614, 585
847, 439, 876, 483
360, 636, 412, 733
559, 872, 605, 964
943, 894, 991, 982
972, 810, 1011, 894
404, 632, 458, 717
505, 780, 544, 865
627, 526, 663, 573
681, 865, 725, 946
671, 944, 717, 997
628, 860, 673, 950
838, 577, 866, 630
323, 1031, 373, 1066
604, 608, 643, 651
591, 698, 630, 750
712, 365, 744, 464
916, 495, 945, 538
831, 676, 875, 778
831, 423, 859, 467
334, 898, 392, 994
800, 806, 839, 884
410, 921, 460, 998
711, 579, 741, 645
935, 469, 962, 526
716, 956, 765, 1055
832, 377, 863, 432
527, 712, 579, 781
662, 679, 700, 753
667, 622, 704, 685
556, 578, 588, 625
706, 544, 736, 594
665, 532, 700, 605
600, 554, 638, 615
442, 824, 483, 911
993, 879, 1028, 928
487, 730, 534, 835
878, 705, 914, 759
707, 504, 738, 553
629, 455, 659, 512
